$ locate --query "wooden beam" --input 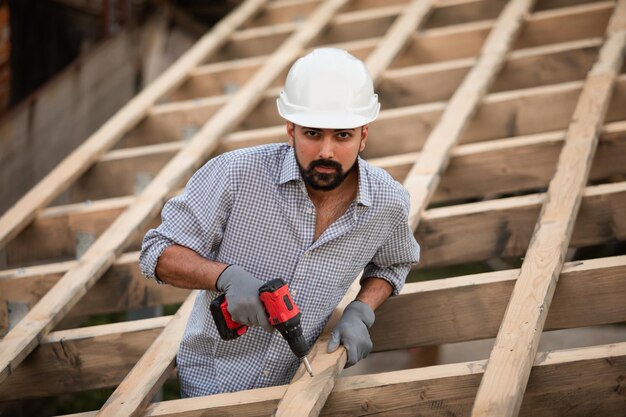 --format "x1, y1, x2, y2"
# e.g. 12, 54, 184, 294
374, 120, 626, 202
0, 252, 189, 334
211, 4, 402, 62
0, 0, 268, 249
4, 255, 624, 401
391, 0, 612, 67
96, 293, 196, 417
371, 255, 626, 350
272, 0, 433, 414
0, 317, 169, 401
471, 1, 626, 414
418, 181, 626, 268
58, 341, 626, 417
380, 37, 601, 107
